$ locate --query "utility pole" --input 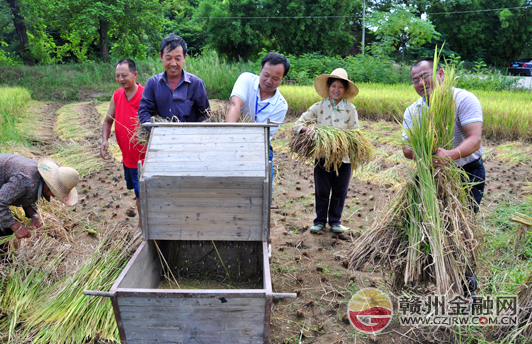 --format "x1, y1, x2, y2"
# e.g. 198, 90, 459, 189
362, 0, 366, 55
